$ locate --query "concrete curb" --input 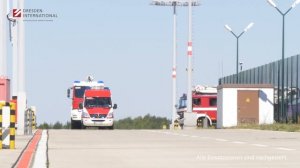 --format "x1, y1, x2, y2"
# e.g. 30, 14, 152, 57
14, 129, 42, 168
